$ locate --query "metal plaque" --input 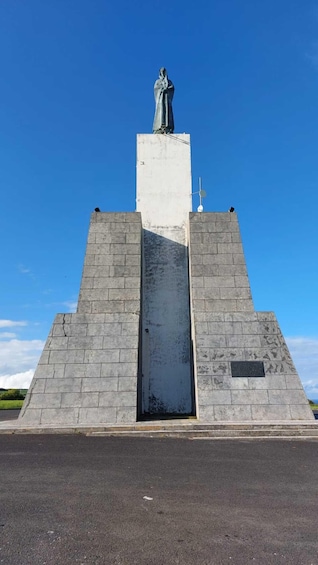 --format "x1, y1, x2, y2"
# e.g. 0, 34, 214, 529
231, 361, 265, 378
